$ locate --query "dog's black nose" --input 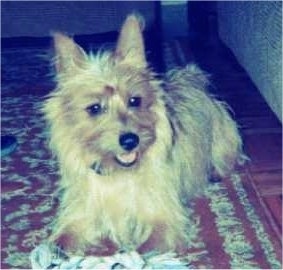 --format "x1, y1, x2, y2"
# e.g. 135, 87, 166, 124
119, 132, 139, 151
